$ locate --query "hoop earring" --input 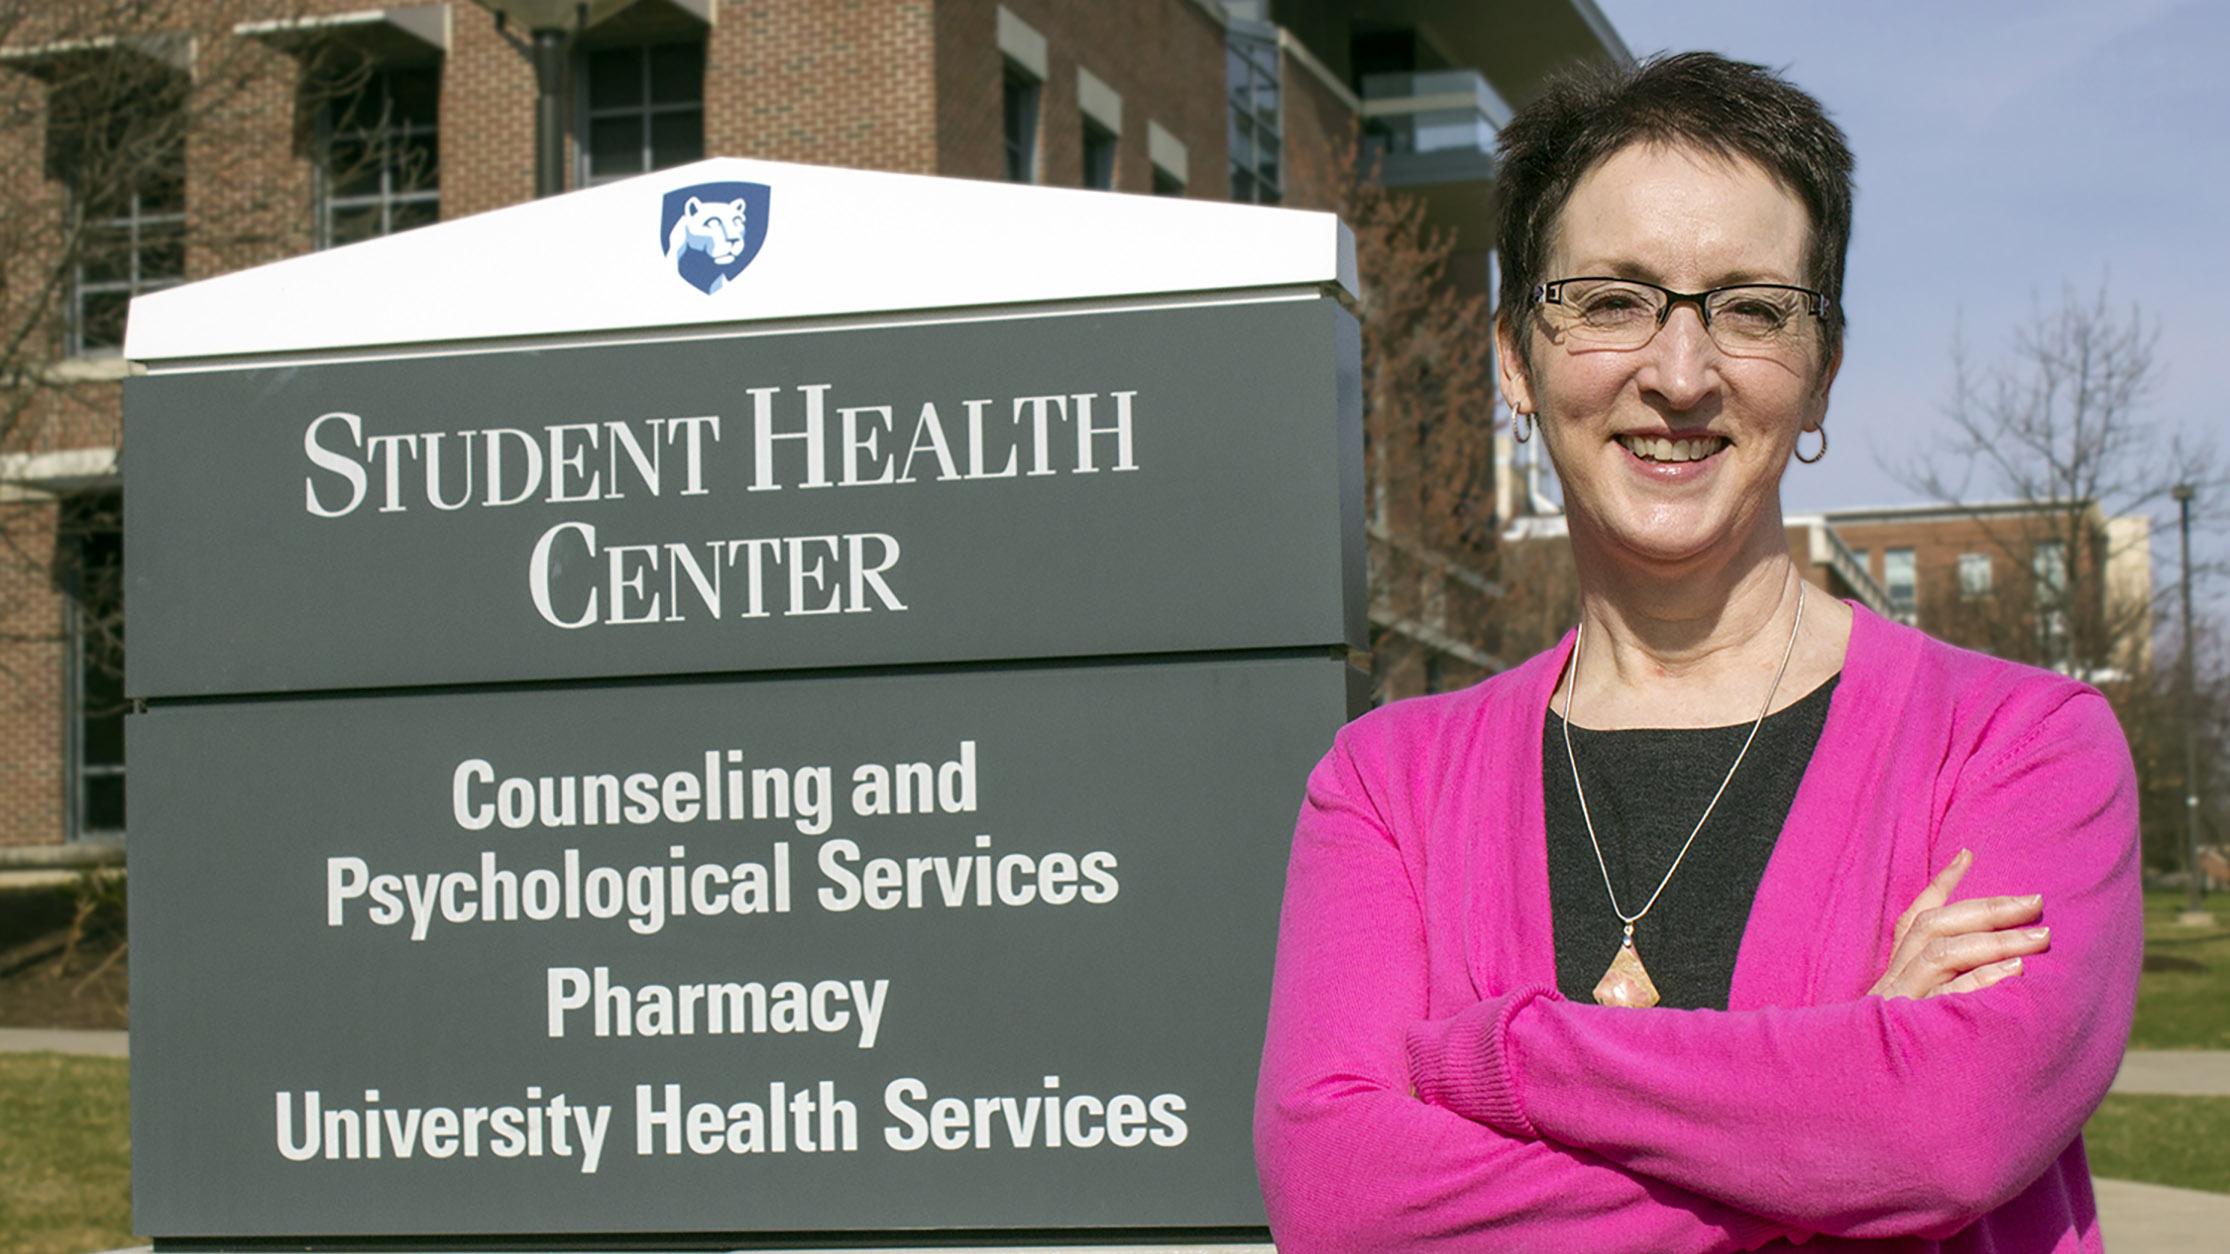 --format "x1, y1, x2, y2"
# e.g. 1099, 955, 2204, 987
1795, 424, 1827, 464
1512, 410, 1533, 444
